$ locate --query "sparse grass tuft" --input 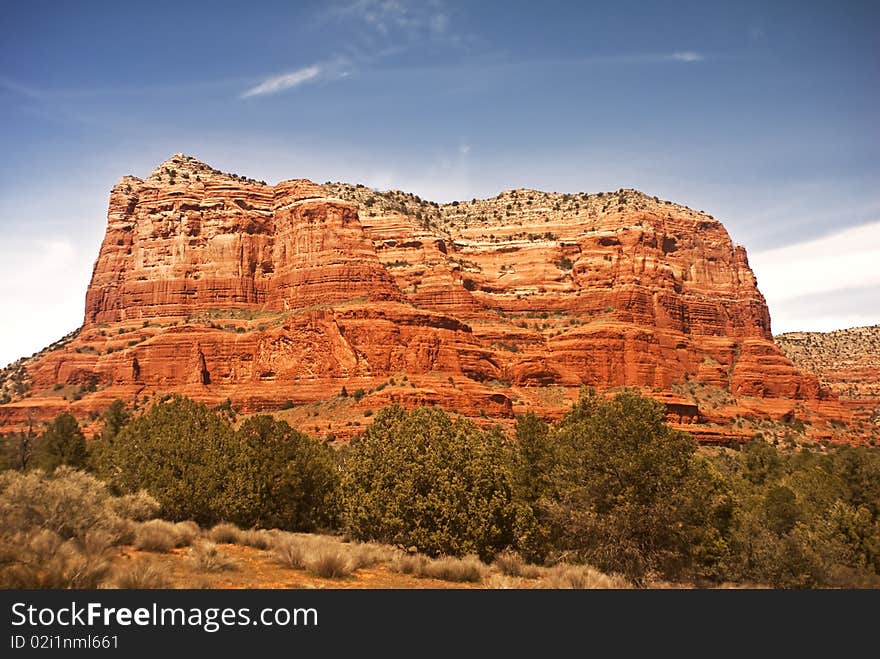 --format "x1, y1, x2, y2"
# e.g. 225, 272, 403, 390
492, 550, 525, 577
189, 541, 238, 572
388, 553, 428, 576
109, 490, 160, 522
308, 550, 352, 579
208, 523, 242, 544
133, 520, 179, 552
273, 538, 307, 570
349, 542, 397, 569
421, 555, 485, 583
540, 564, 630, 589
240, 529, 274, 550
112, 558, 171, 589
134, 520, 196, 552
172, 521, 200, 546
